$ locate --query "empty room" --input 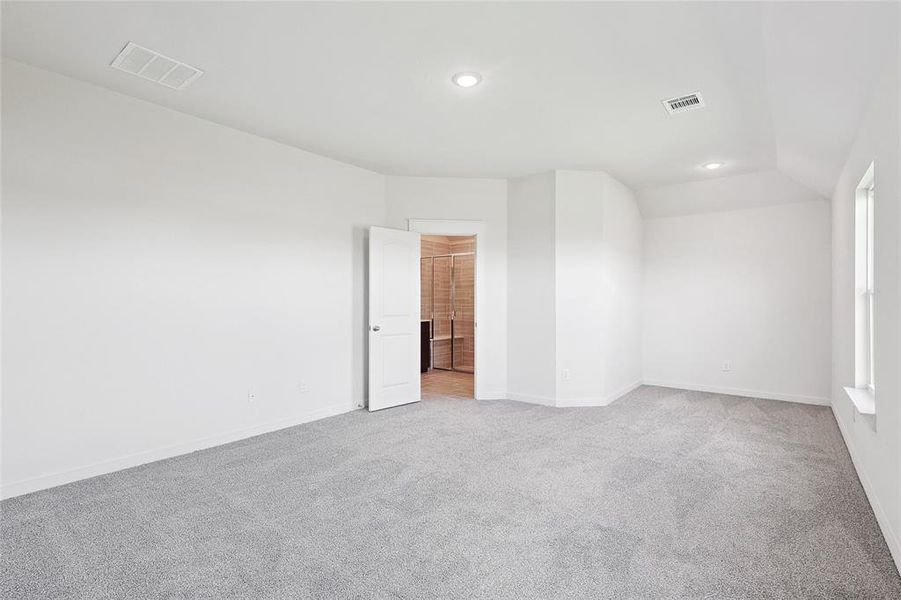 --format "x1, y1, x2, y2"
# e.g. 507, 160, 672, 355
2, 1, 900, 598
